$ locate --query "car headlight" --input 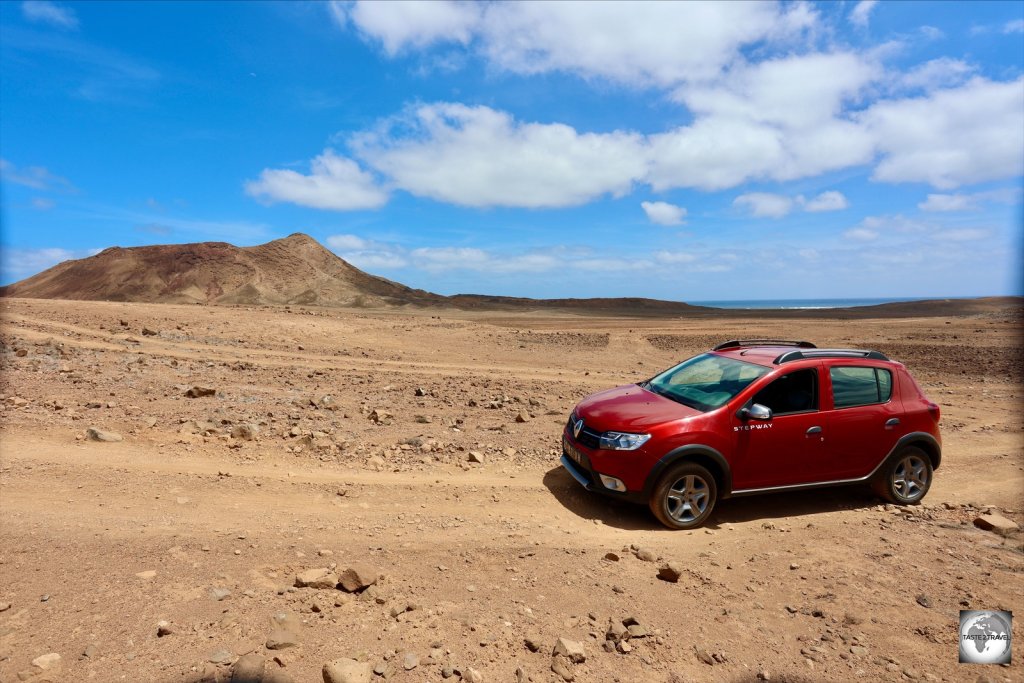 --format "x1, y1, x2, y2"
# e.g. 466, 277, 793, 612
599, 431, 651, 450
